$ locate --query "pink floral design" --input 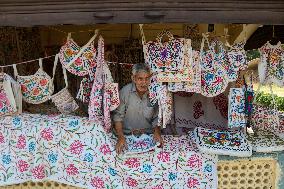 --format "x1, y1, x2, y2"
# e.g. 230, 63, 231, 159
17, 160, 29, 172
157, 151, 170, 162
124, 158, 140, 168
152, 185, 164, 189
16, 134, 26, 149
187, 177, 200, 188
40, 128, 54, 141
91, 176, 105, 188
68, 140, 84, 155
187, 154, 202, 169
0, 132, 4, 143
126, 177, 138, 187
66, 164, 79, 176
99, 144, 111, 155
32, 165, 45, 179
